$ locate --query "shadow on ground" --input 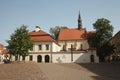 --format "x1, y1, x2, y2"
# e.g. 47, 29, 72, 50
78, 63, 120, 80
